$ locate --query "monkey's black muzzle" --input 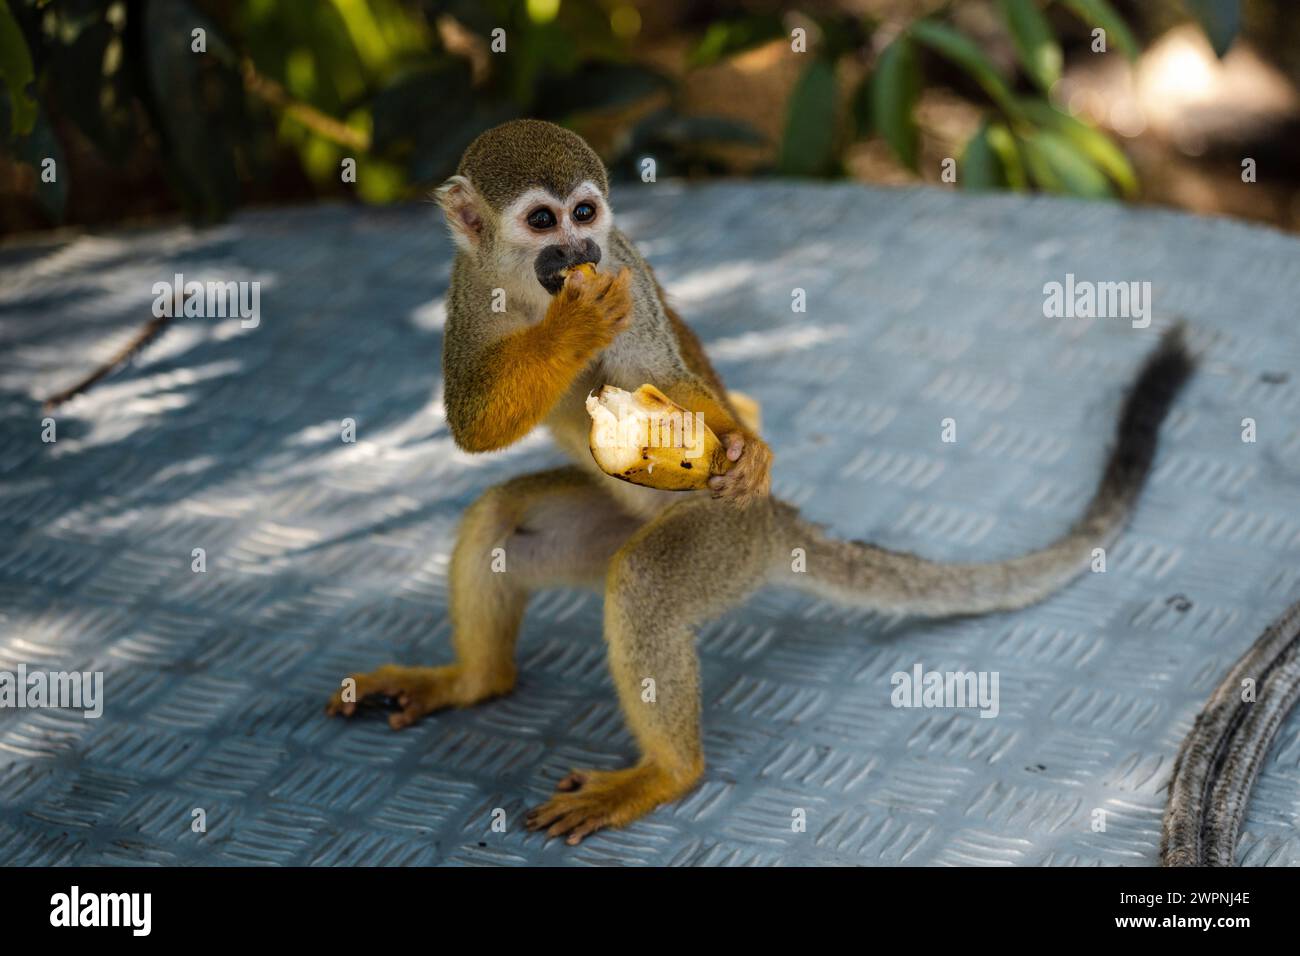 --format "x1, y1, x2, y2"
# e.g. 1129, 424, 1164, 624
535, 240, 601, 295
